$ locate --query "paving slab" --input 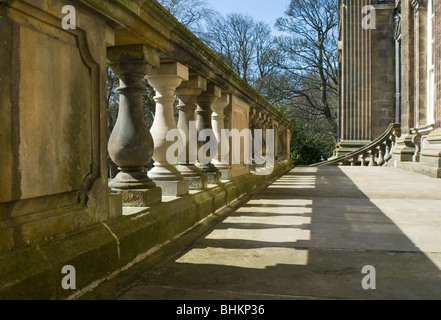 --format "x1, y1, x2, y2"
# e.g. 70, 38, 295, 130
89, 167, 441, 300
